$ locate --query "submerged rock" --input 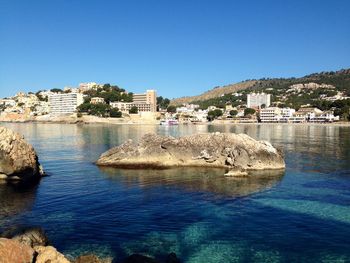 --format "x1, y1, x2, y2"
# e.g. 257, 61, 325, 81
34, 245, 71, 263
74, 254, 113, 263
0, 126, 44, 182
121, 253, 180, 263
0, 238, 35, 263
1, 226, 49, 248
165, 253, 180, 263
96, 133, 285, 171
122, 254, 158, 263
